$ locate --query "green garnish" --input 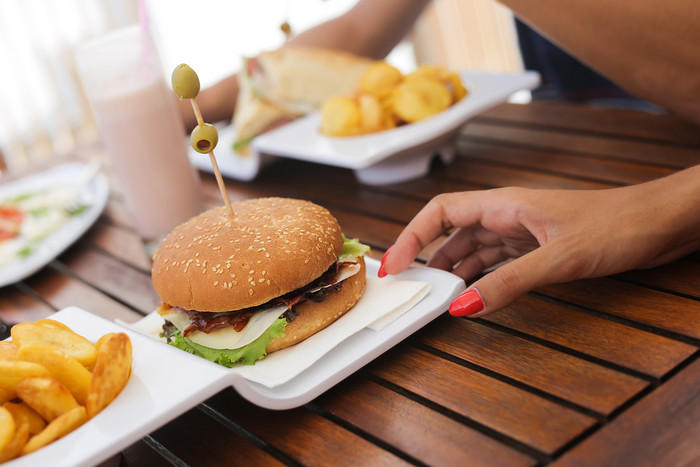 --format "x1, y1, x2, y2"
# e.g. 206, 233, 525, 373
340, 234, 370, 261
166, 317, 287, 367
